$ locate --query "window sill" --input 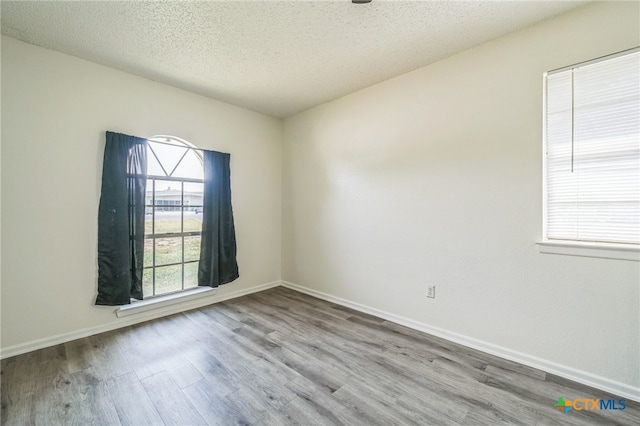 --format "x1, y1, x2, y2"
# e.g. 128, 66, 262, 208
536, 240, 640, 261
116, 287, 217, 318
